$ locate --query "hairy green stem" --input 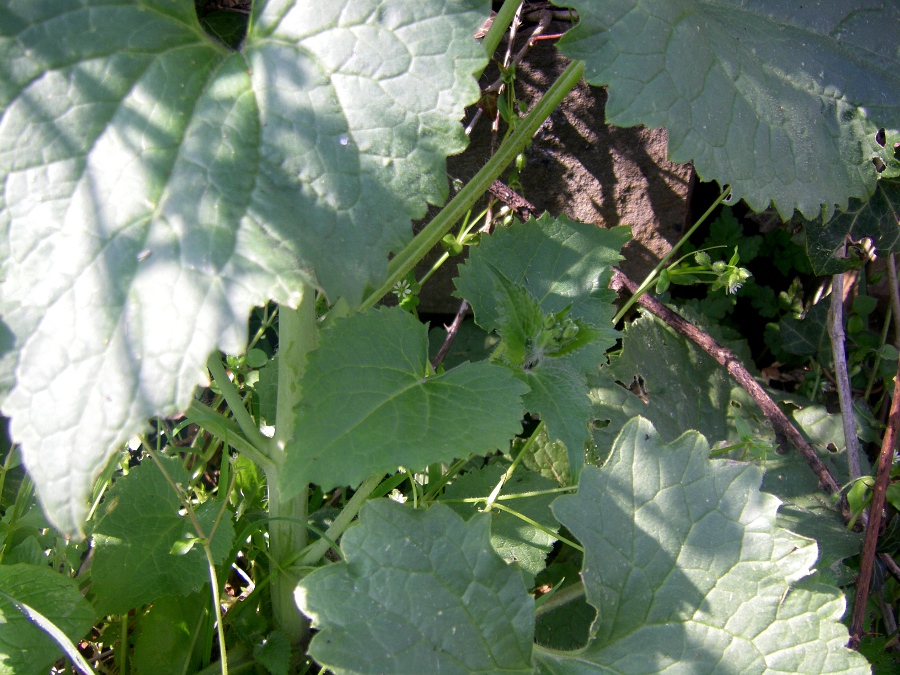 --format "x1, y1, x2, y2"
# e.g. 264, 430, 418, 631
202, 543, 228, 675
297, 473, 384, 567
483, 420, 544, 512
361, 60, 585, 310
478, 0, 523, 75
612, 188, 732, 325
187, 400, 275, 474
268, 286, 319, 643
206, 356, 274, 460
